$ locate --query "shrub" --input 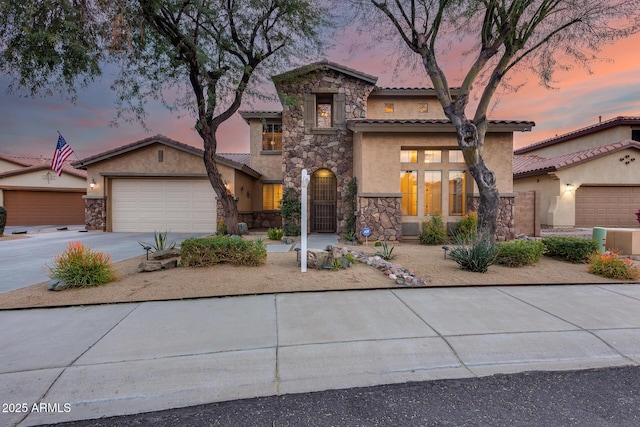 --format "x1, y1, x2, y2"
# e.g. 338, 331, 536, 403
138, 230, 176, 252
452, 212, 478, 242
542, 236, 598, 264
0, 206, 6, 236
448, 236, 498, 273
280, 188, 301, 236
180, 236, 267, 267
420, 213, 447, 245
216, 219, 228, 236
496, 240, 545, 267
48, 241, 118, 287
267, 227, 285, 241
589, 252, 640, 280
